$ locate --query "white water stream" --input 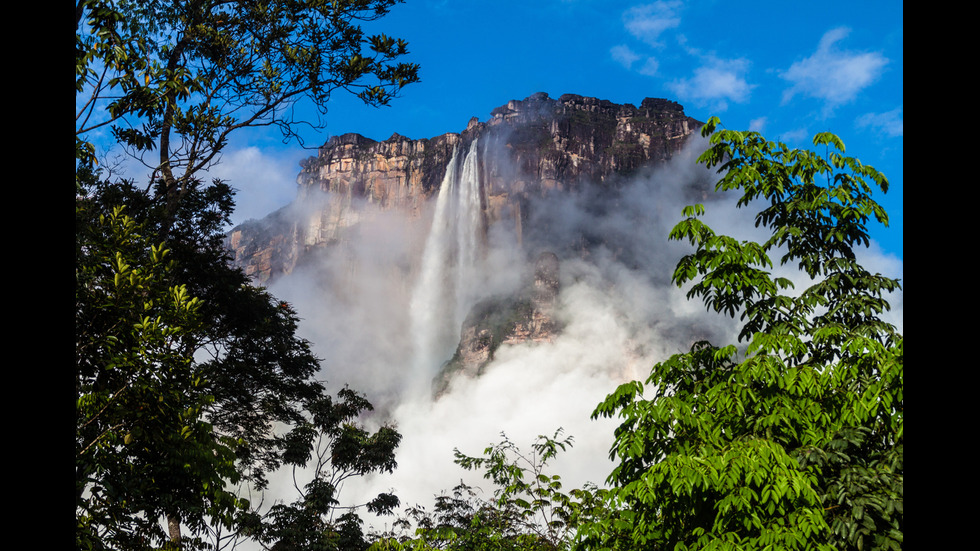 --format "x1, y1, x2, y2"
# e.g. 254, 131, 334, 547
407, 138, 484, 397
